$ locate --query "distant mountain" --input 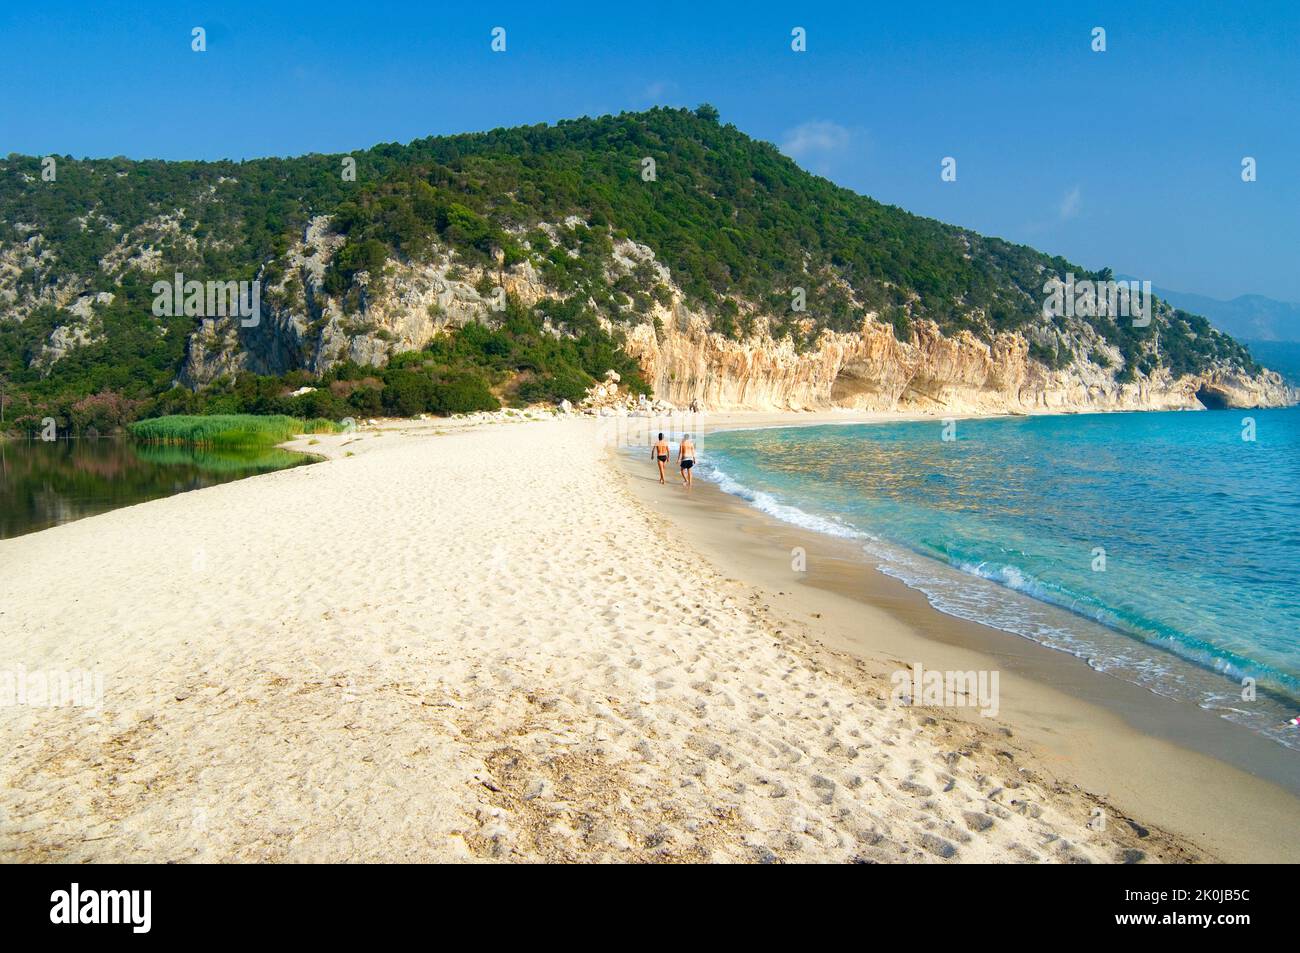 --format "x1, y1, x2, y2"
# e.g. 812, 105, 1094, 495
1239, 340, 1300, 386
1121, 281, 1300, 343
1116, 279, 1300, 385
